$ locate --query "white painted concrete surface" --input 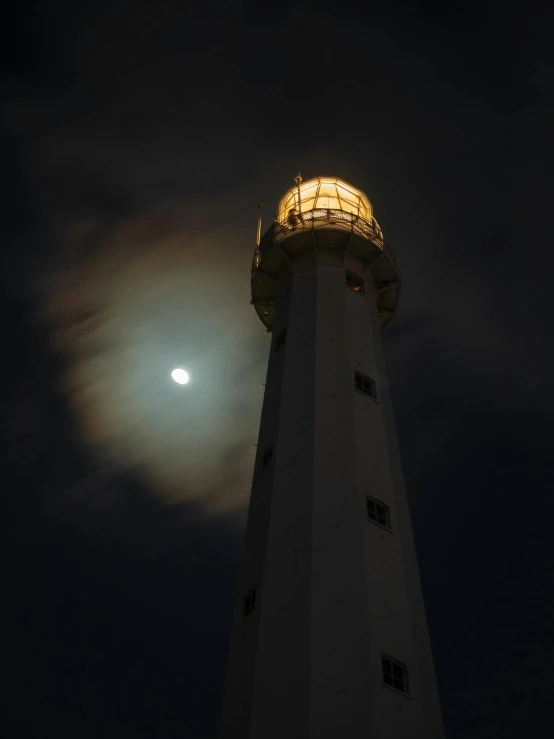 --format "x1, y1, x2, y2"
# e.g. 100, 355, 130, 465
219, 227, 444, 739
